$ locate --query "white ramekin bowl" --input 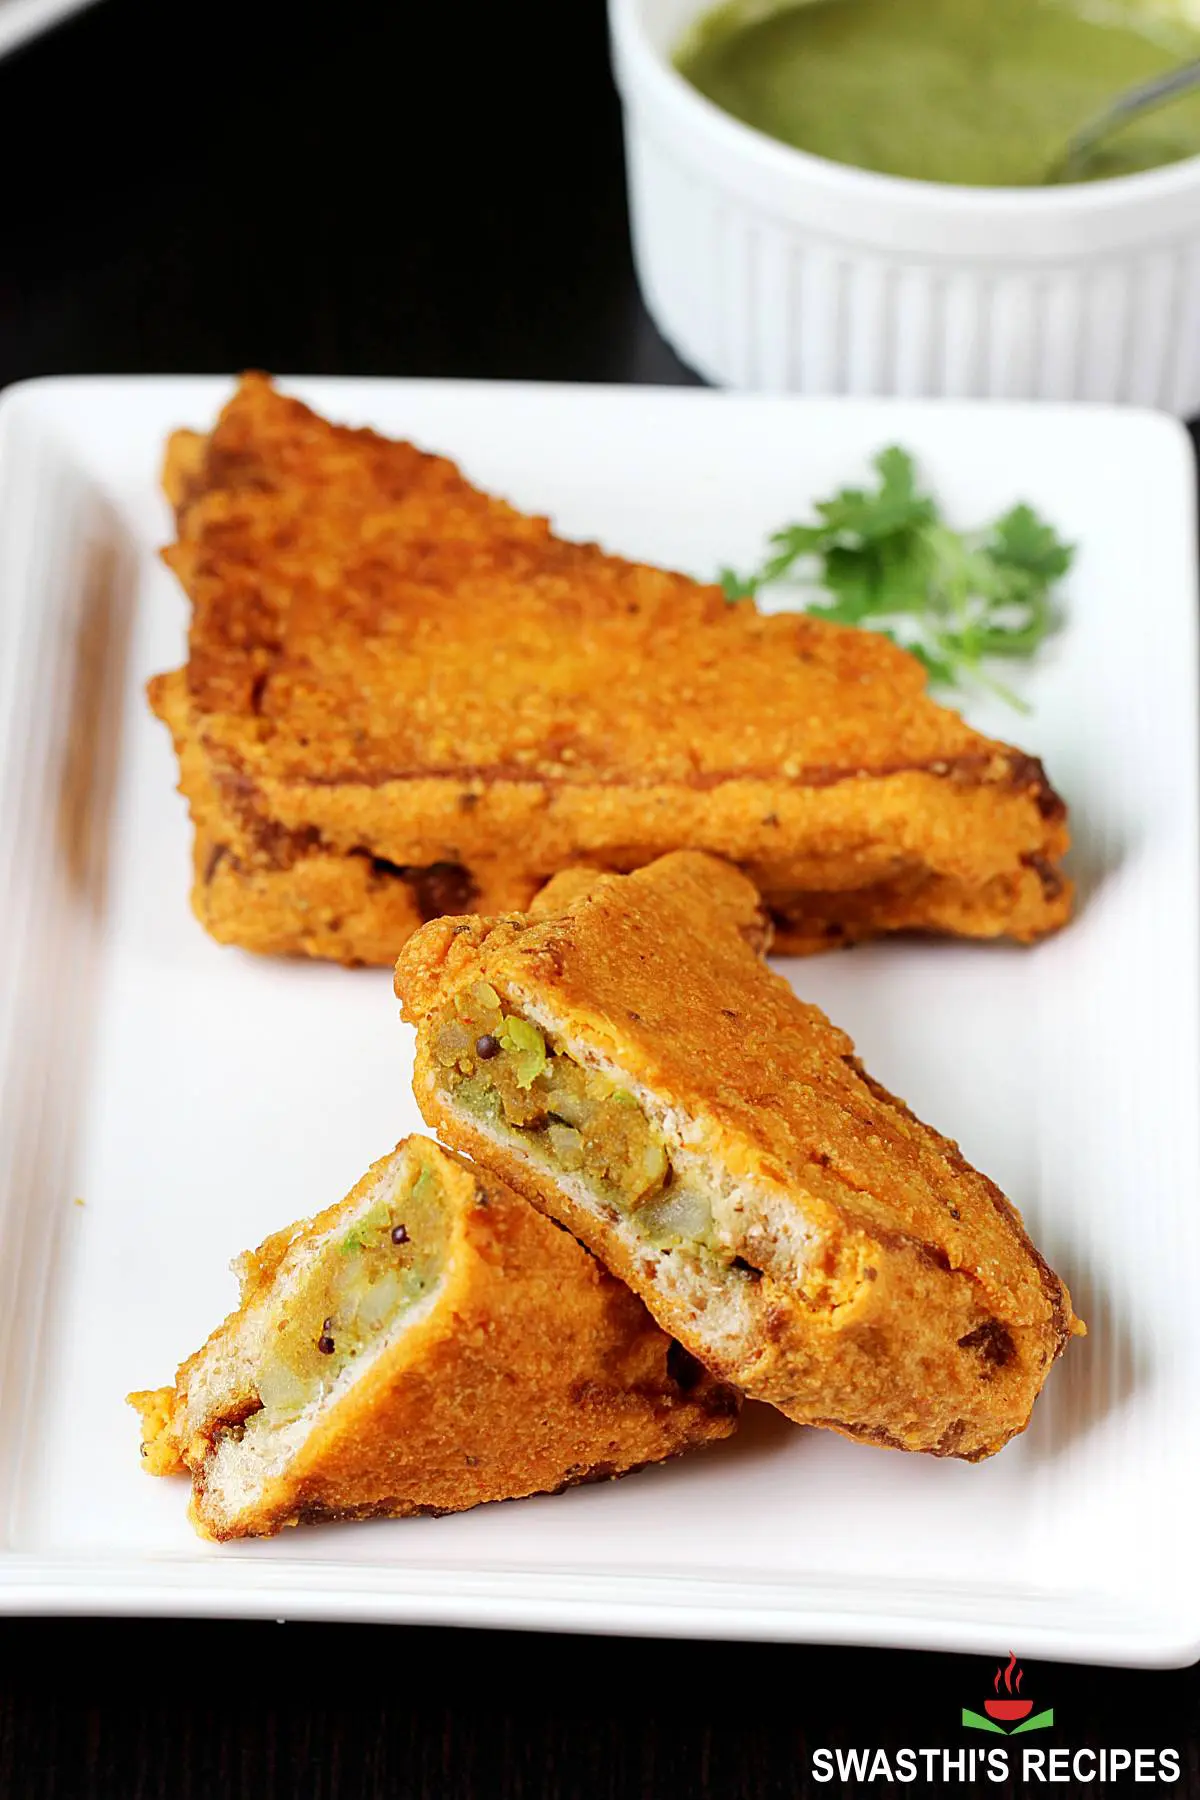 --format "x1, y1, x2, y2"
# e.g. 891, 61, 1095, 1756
610, 0, 1200, 411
